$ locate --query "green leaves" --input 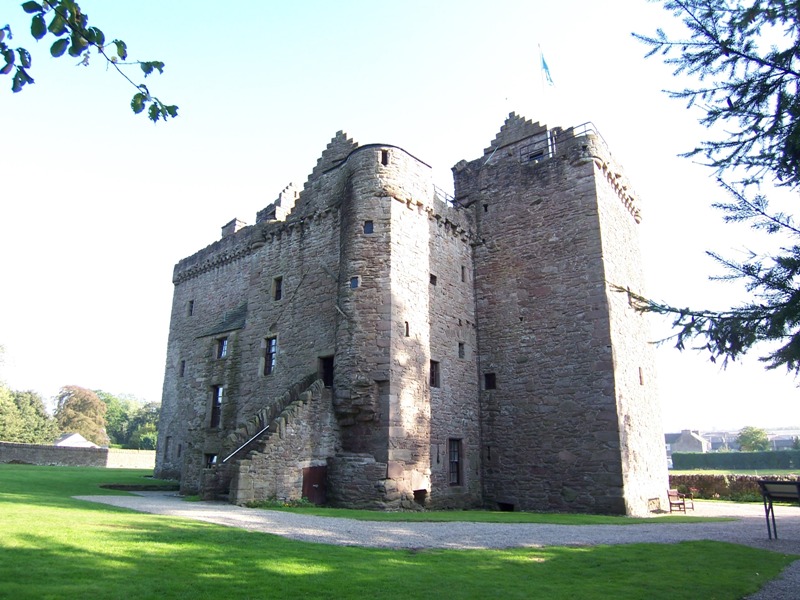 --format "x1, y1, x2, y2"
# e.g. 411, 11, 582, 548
3, 1, 178, 122
50, 37, 67, 57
